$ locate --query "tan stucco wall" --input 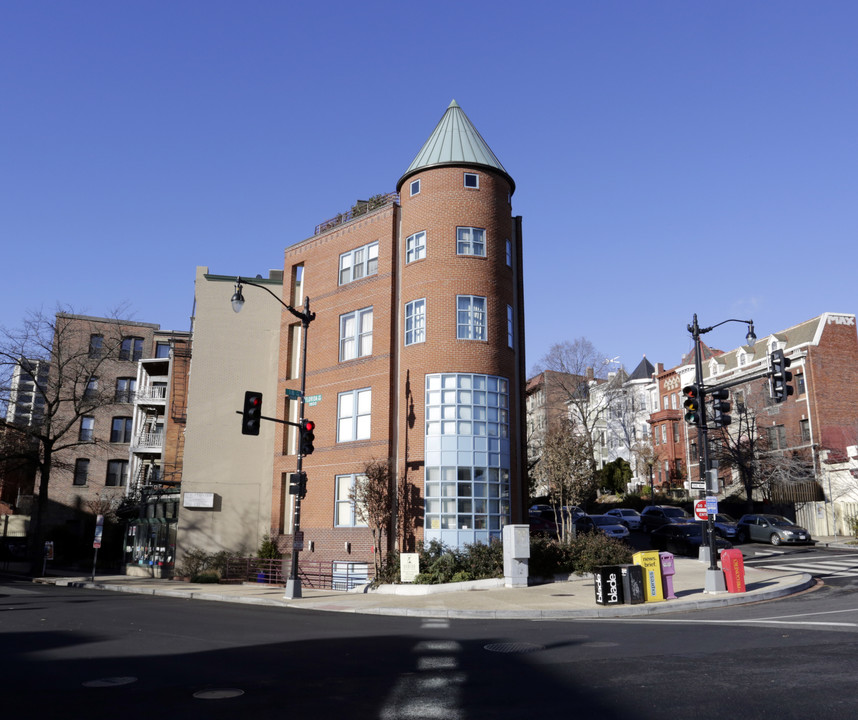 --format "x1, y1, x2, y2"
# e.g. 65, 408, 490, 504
176, 267, 282, 564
